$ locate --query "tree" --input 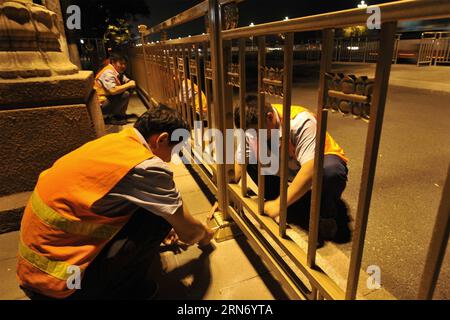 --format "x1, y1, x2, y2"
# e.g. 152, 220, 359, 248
341, 25, 368, 38
104, 19, 133, 50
